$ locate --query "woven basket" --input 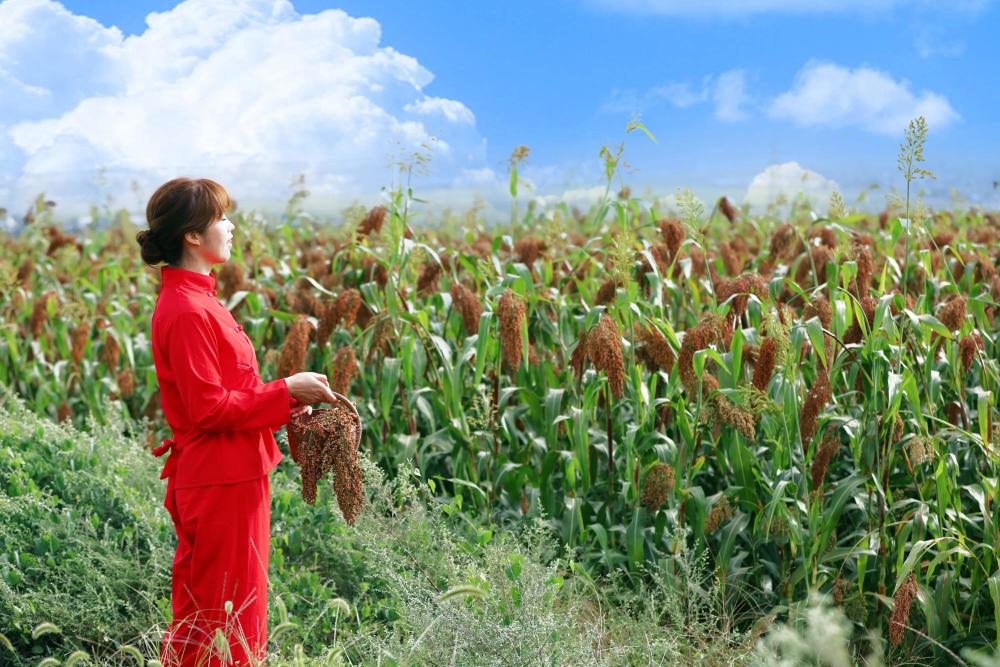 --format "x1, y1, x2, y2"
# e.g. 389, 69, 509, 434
287, 391, 361, 464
